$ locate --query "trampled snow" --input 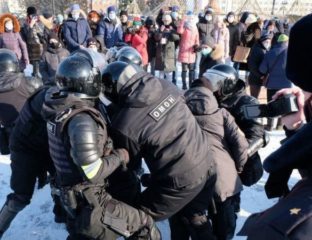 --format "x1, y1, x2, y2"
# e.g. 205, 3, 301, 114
0, 130, 302, 239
